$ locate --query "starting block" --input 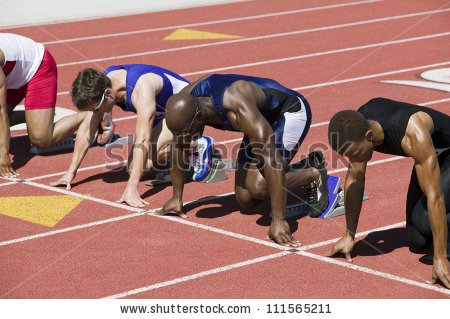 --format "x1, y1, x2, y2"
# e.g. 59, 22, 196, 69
30, 133, 122, 155
145, 151, 236, 186
282, 175, 369, 219
200, 151, 235, 183
30, 136, 76, 154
